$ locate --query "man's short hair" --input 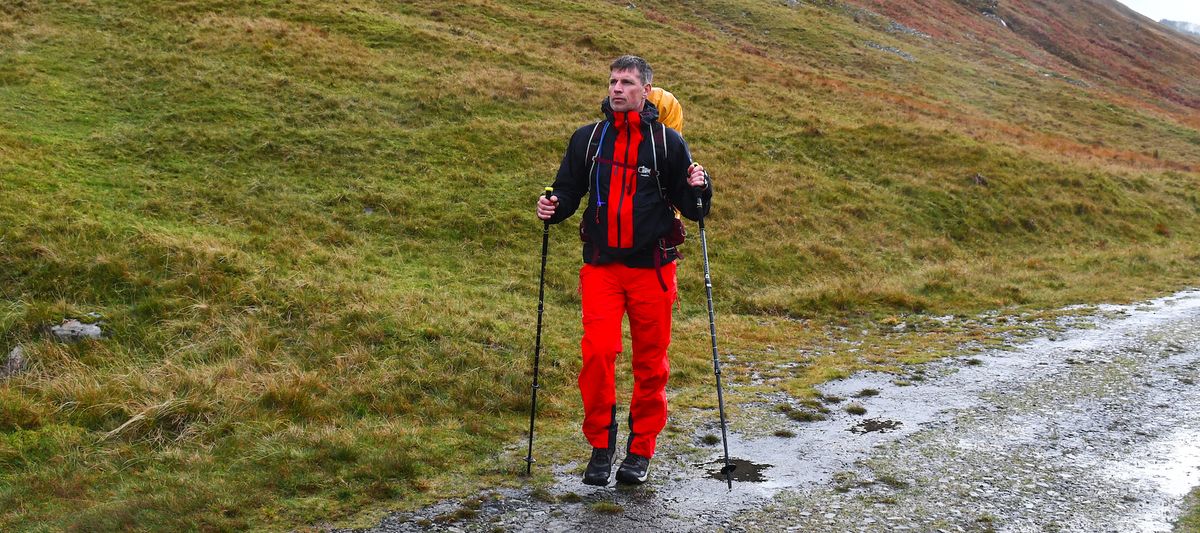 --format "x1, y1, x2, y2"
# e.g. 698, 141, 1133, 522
610, 55, 653, 85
